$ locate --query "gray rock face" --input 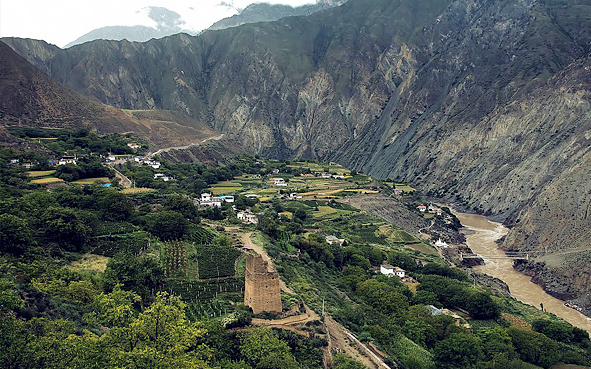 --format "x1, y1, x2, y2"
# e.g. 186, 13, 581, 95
4, 0, 591, 310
